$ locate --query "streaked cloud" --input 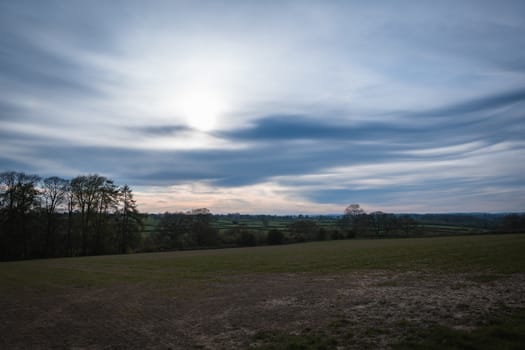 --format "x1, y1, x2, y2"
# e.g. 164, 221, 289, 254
1, 0, 524, 213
